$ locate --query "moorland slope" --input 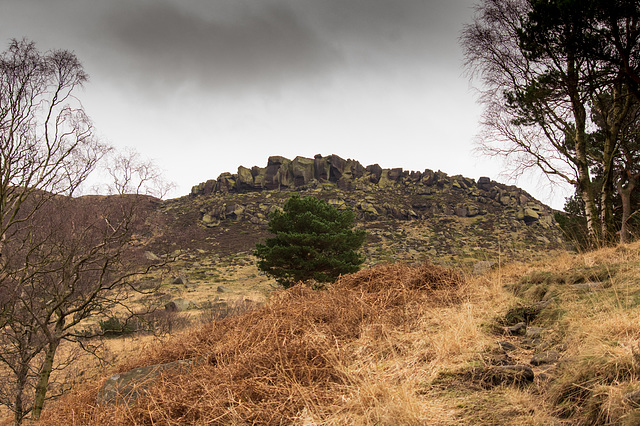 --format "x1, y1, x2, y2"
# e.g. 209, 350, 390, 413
38, 241, 640, 425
